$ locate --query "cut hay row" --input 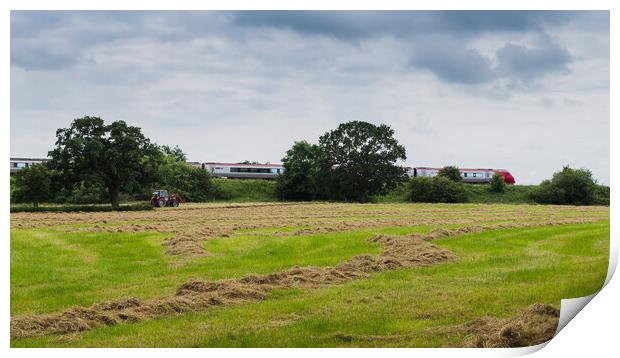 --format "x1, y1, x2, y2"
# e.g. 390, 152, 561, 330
9, 222, 580, 339
11, 203, 610, 257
